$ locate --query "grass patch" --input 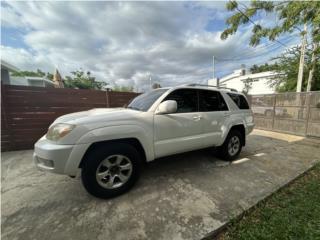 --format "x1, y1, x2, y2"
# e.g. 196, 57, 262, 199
219, 163, 320, 240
